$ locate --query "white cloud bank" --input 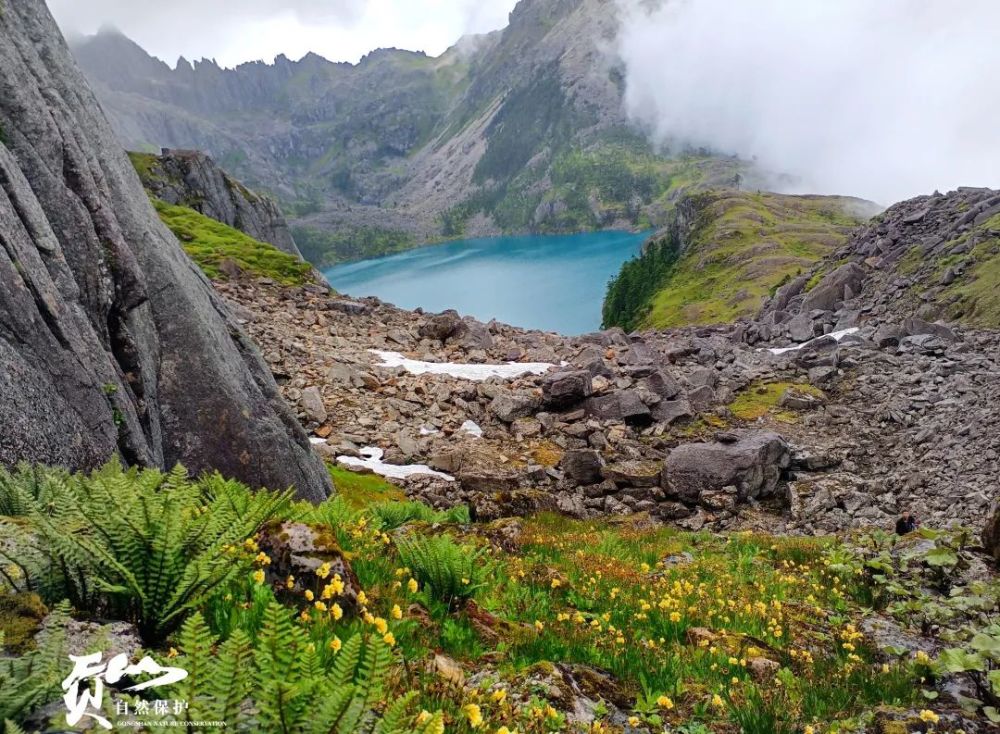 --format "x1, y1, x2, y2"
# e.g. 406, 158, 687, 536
616, 0, 1000, 204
